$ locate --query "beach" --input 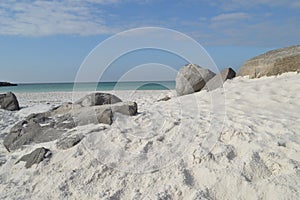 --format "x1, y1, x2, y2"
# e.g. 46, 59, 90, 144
0, 72, 300, 199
